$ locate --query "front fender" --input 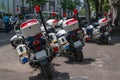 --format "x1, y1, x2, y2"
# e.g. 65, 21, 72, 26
10, 35, 18, 41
